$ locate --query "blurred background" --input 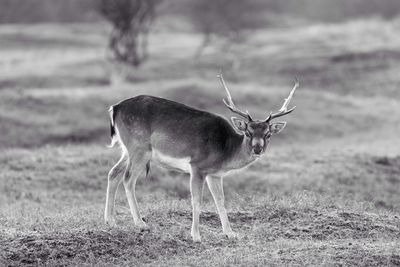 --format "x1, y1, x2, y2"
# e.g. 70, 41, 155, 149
1, 0, 400, 146
1, 0, 400, 209
1, 0, 400, 205
1, 0, 400, 265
